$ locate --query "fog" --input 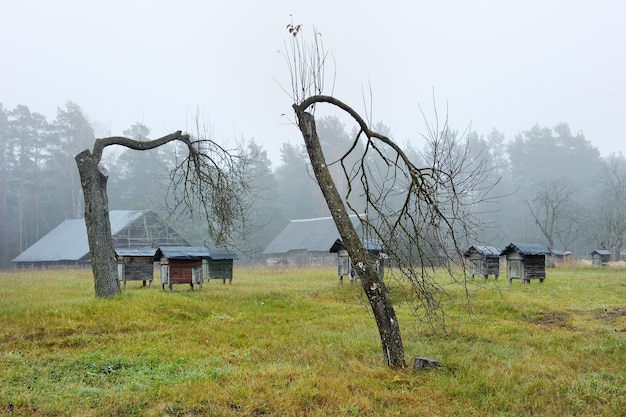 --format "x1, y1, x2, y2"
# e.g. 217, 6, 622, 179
2, 0, 624, 164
